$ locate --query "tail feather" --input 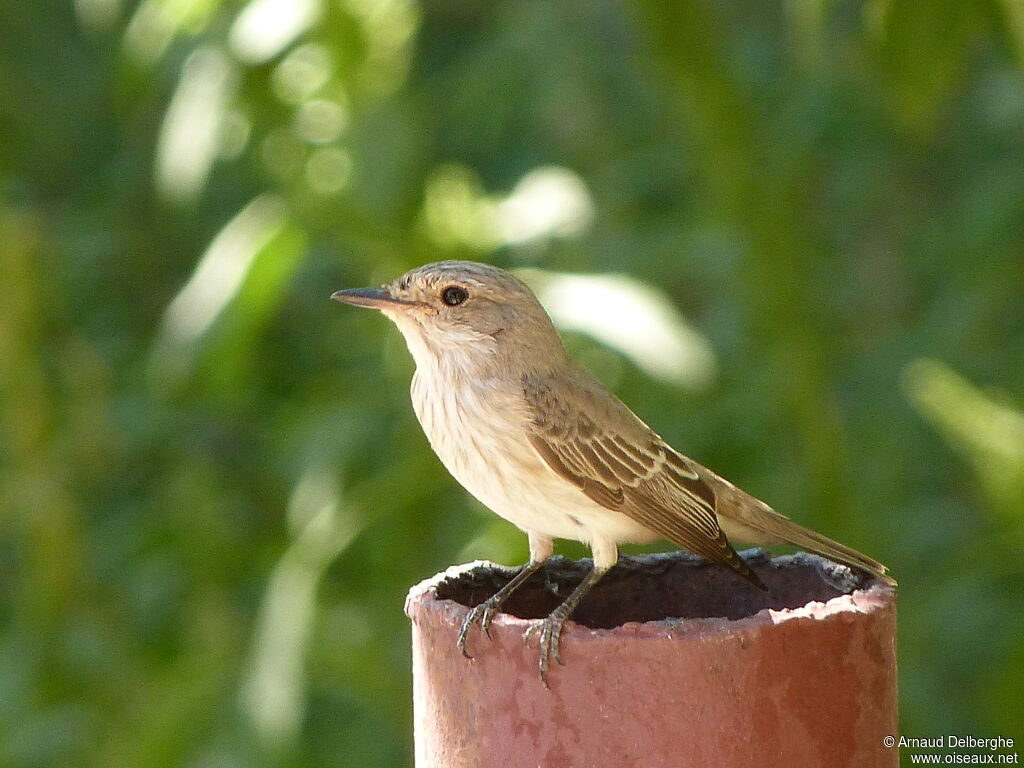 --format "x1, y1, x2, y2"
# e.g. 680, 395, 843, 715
751, 506, 895, 586
712, 481, 896, 586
